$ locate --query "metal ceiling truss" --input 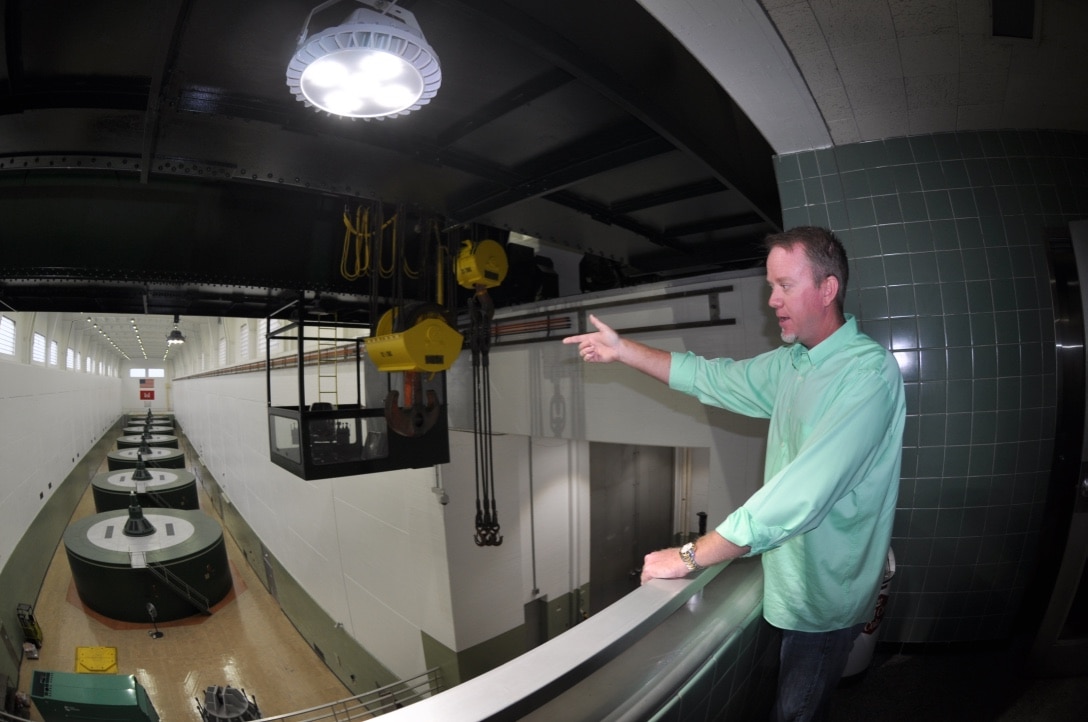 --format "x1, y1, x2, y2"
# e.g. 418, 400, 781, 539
0, 0, 782, 323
